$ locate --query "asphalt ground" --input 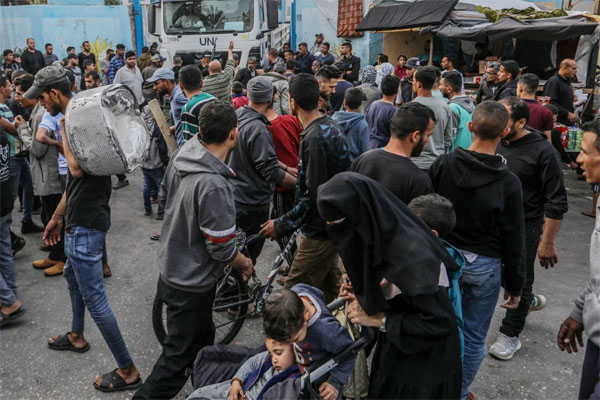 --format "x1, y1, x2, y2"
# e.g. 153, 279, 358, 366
0, 167, 595, 400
